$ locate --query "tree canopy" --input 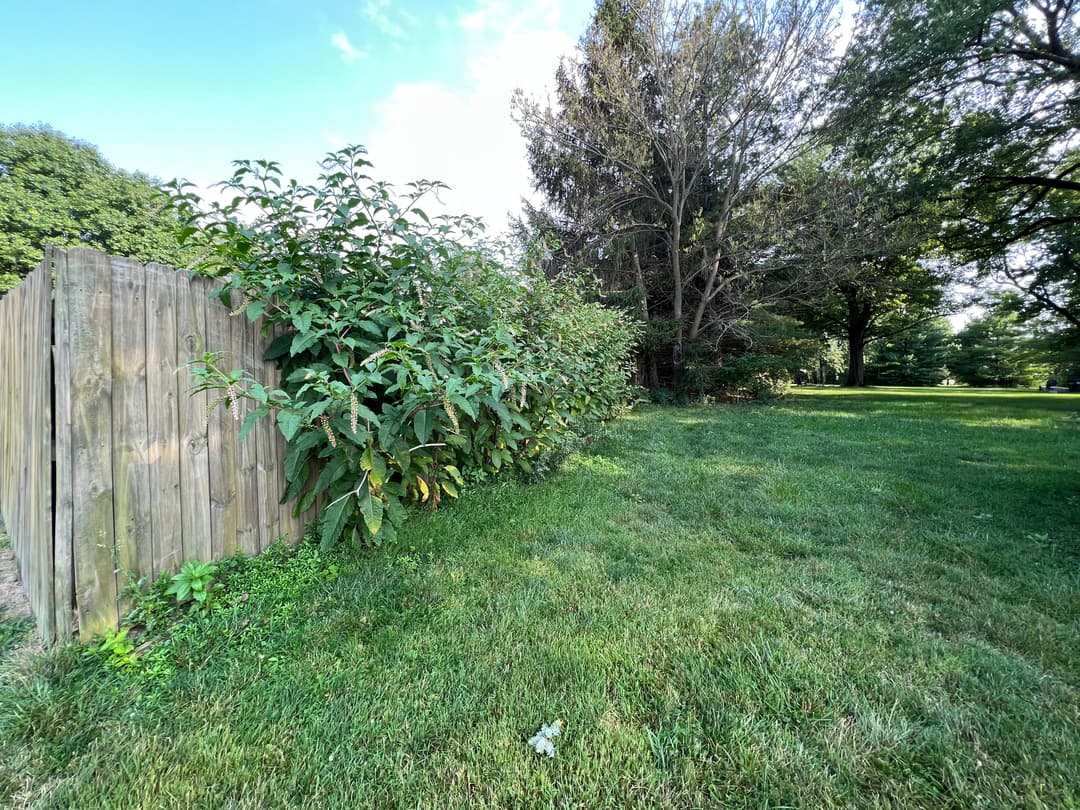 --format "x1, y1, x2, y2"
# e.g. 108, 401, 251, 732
515, 0, 843, 388
835, 0, 1079, 330
0, 124, 190, 292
